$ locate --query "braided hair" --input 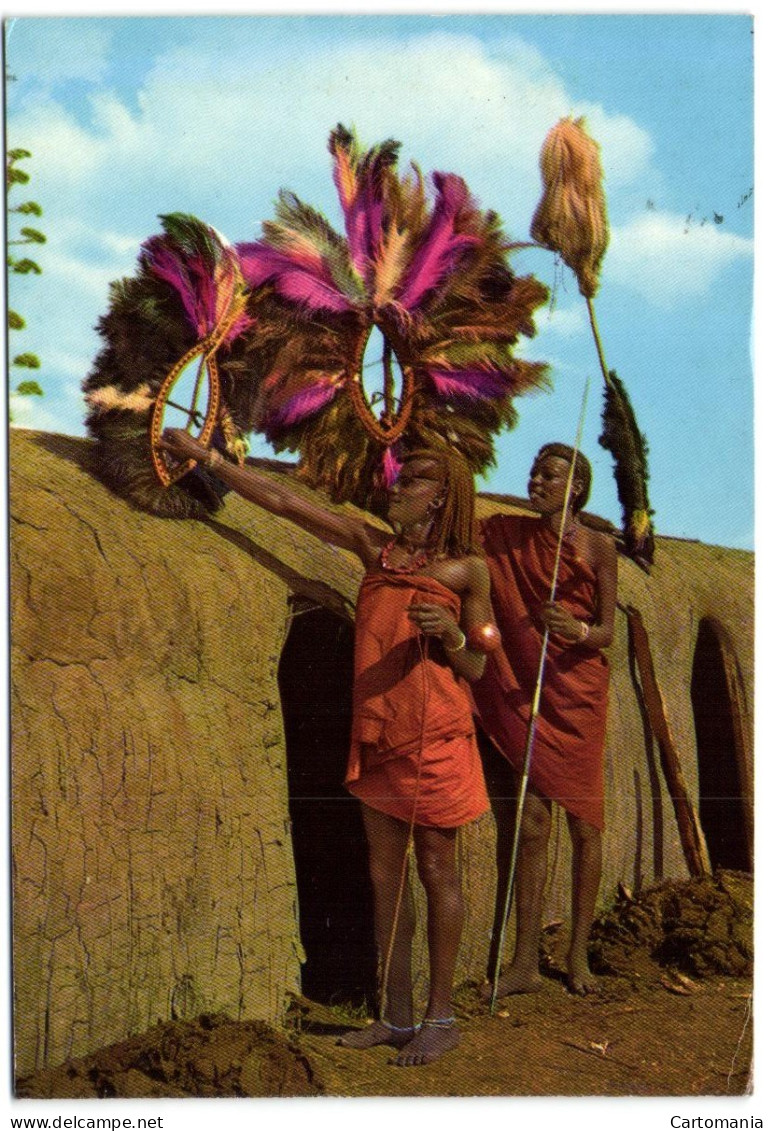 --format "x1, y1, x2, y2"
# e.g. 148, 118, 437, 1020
401, 447, 481, 558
